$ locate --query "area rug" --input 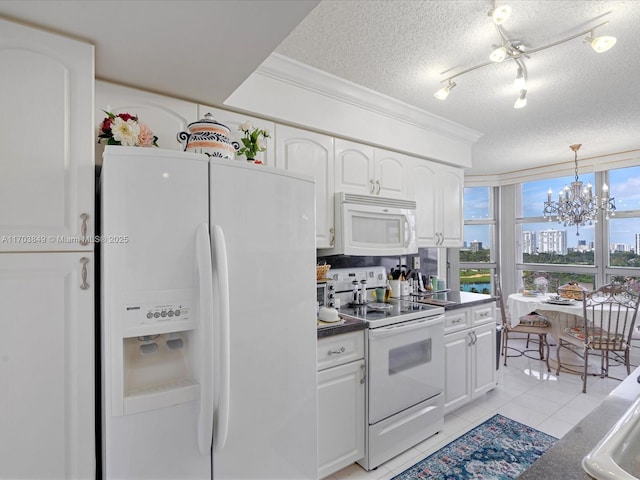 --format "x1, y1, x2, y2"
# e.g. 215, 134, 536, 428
392, 414, 557, 480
